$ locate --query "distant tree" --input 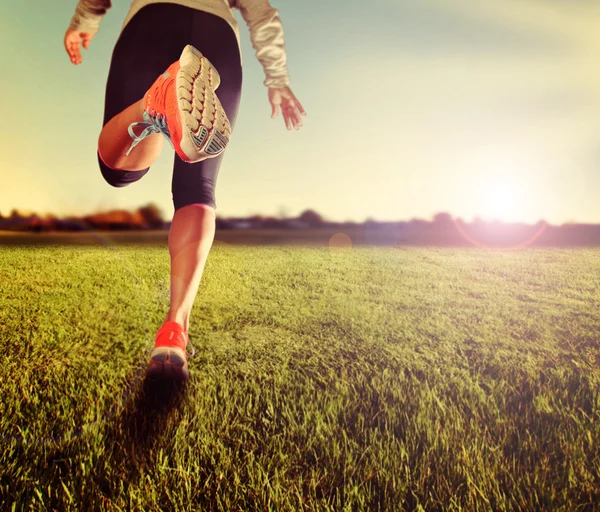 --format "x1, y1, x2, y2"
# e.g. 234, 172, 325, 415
138, 203, 164, 229
247, 215, 265, 228
432, 212, 454, 227
298, 209, 324, 227
263, 217, 284, 228
216, 217, 234, 230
